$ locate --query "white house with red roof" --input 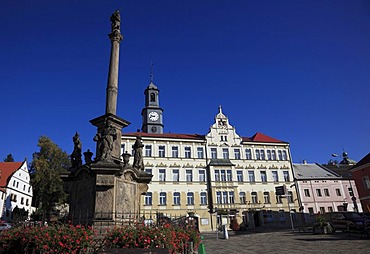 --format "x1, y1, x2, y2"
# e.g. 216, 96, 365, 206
0, 160, 33, 221
121, 81, 298, 232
